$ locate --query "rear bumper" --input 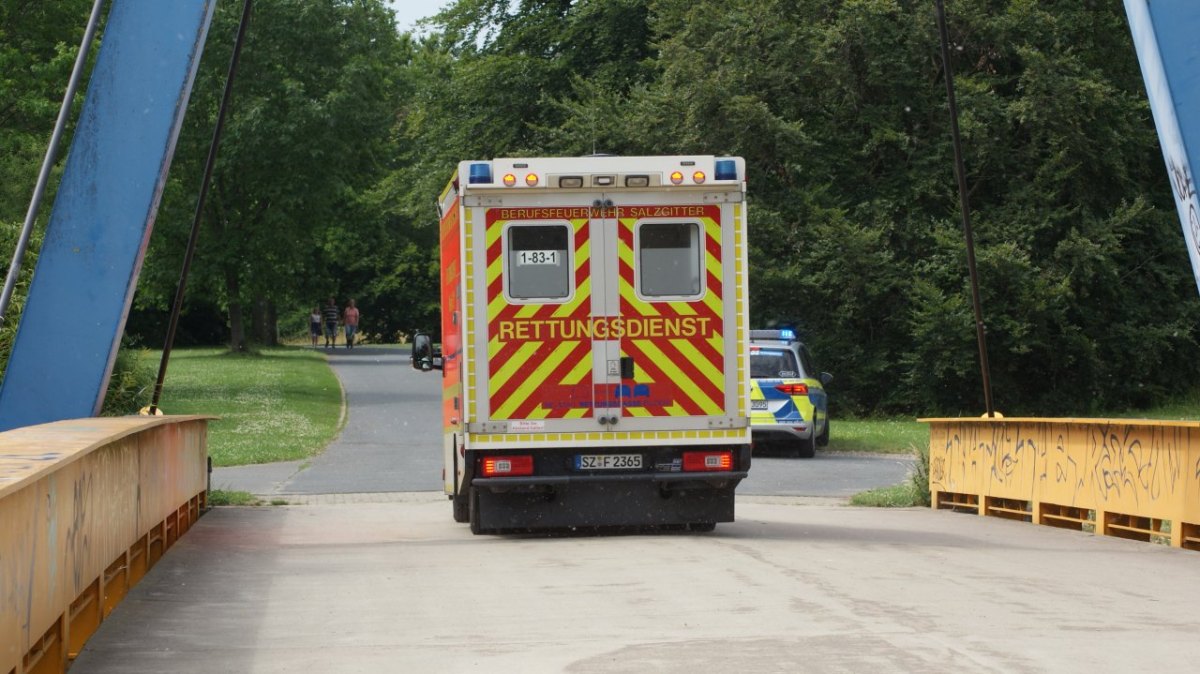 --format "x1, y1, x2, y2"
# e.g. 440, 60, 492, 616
473, 474, 743, 530
751, 423, 812, 441
466, 445, 750, 531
